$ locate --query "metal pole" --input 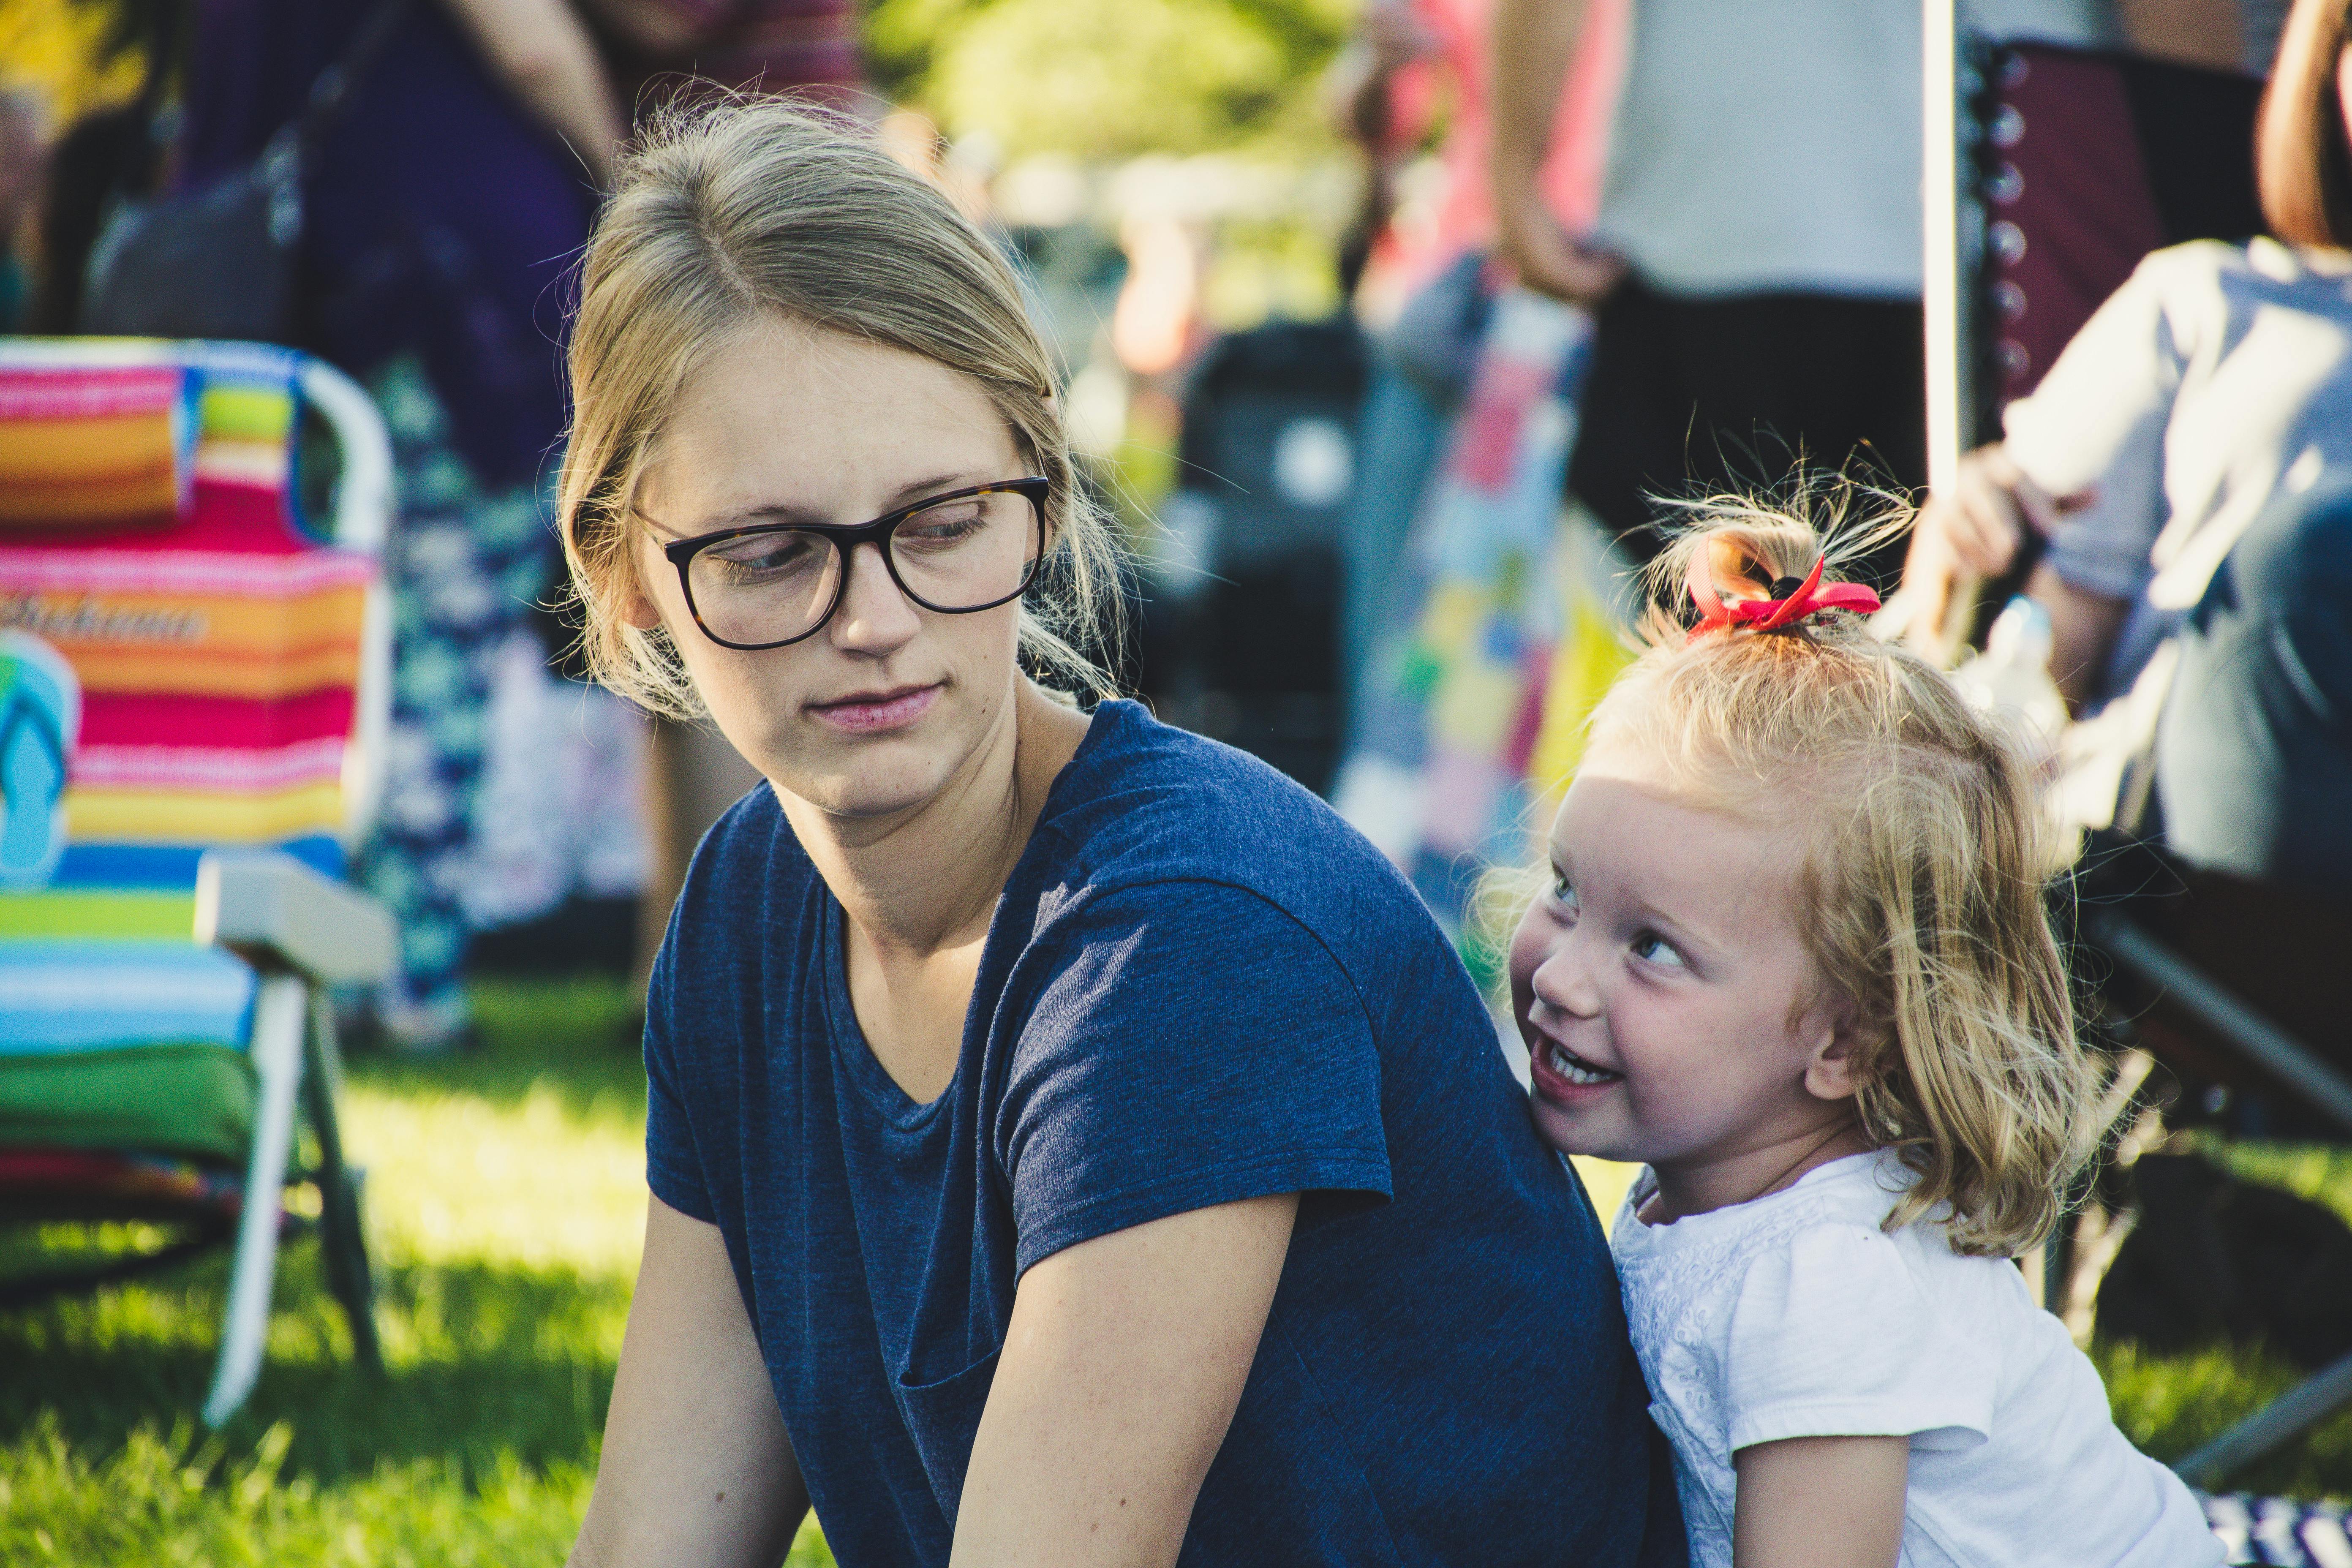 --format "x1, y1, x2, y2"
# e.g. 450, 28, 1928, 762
2176, 1349, 2352, 1487
2090, 913, 2352, 1138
